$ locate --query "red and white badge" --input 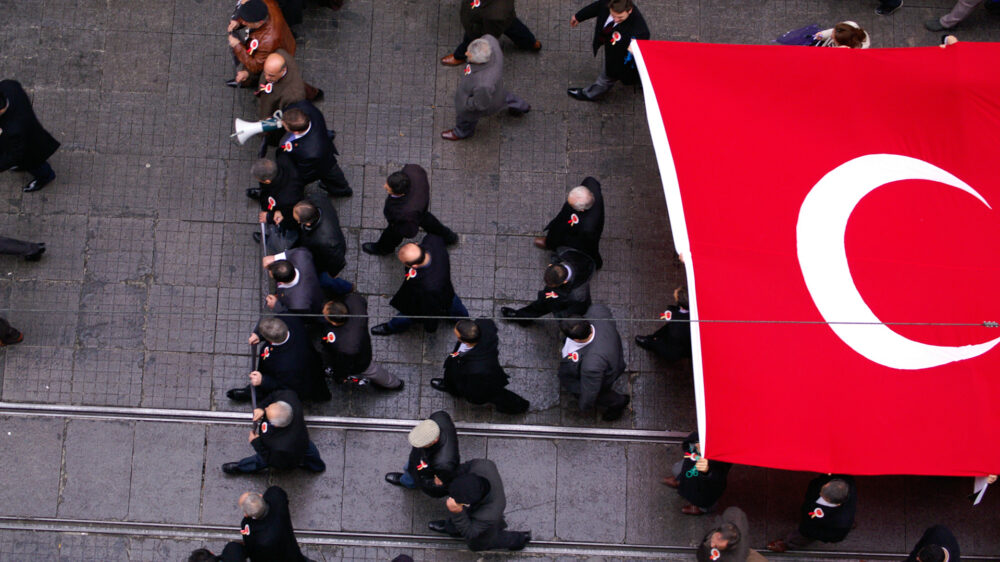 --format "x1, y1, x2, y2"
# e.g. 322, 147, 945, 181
323, 332, 336, 343
281, 141, 293, 152
416, 460, 429, 470
449, 351, 460, 357
405, 267, 417, 280
567, 351, 579, 362
710, 548, 721, 561
260, 347, 271, 360
660, 310, 672, 320
809, 507, 825, 519
464, 64, 472, 76
469, 0, 480, 8
568, 213, 580, 226
247, 39, 259, 54
544, 291, 559, 299
610, 31, 622, 45
684, 452, 700, 461
267, 196, 276, 211
260, 422, 268, 433
259, 82, 273, 94
240, 524, 250, 536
